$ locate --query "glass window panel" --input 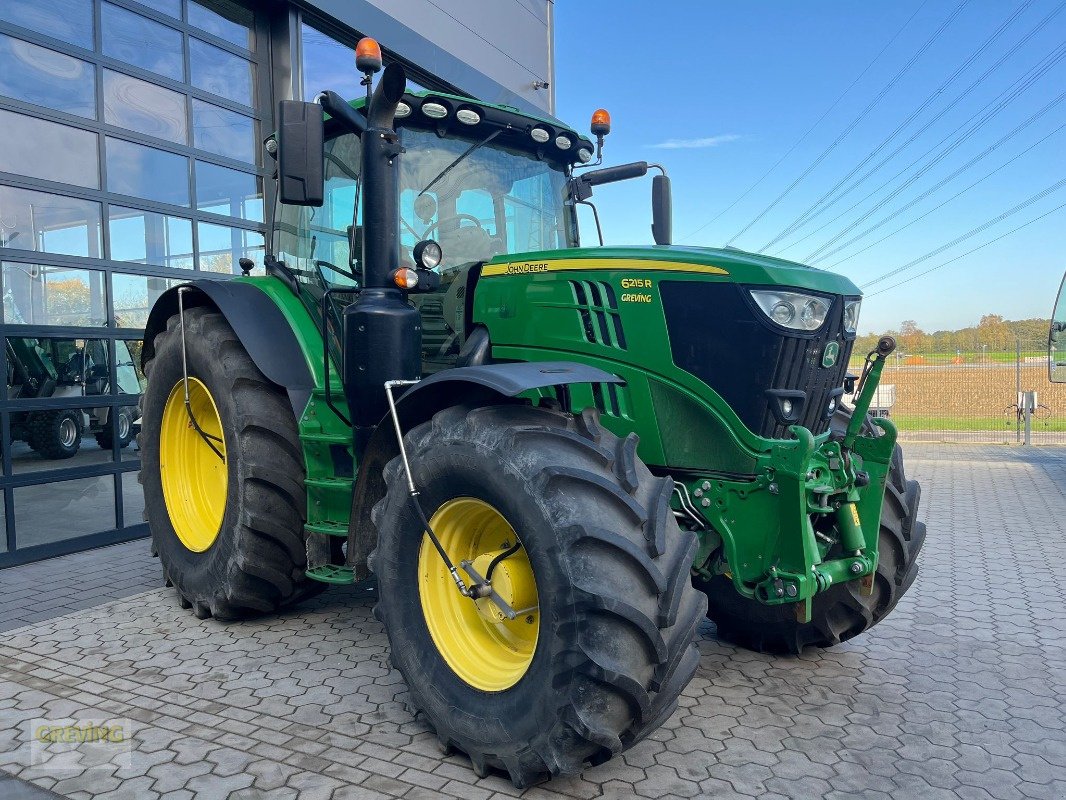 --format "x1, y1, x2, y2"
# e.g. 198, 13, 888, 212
0, 33, 96, 119
13, 476, 115, 541
121, 469, 144, 520
2, 263, 107, 326
114, 338, 144, 395
103, 70, 188, 145
155, 0, 181, 18
108, 206, 193, 269
101, 3, 184, 81
191, 99, 256, 163
189, 37, 254, 106
113, 273, 175, 328
0, 0, 94, 50
194, 161, 262, 222
6, 336, 118, 473
106, 138, 190, 206
301, 23, 360, 102
0, 185, 102, 258
0, 109, 99, 188
188, 0, 253, 49
197, 222, 264, 273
